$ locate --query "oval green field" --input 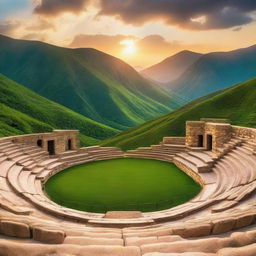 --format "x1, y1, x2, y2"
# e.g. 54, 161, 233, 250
44, 158, 201, 213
